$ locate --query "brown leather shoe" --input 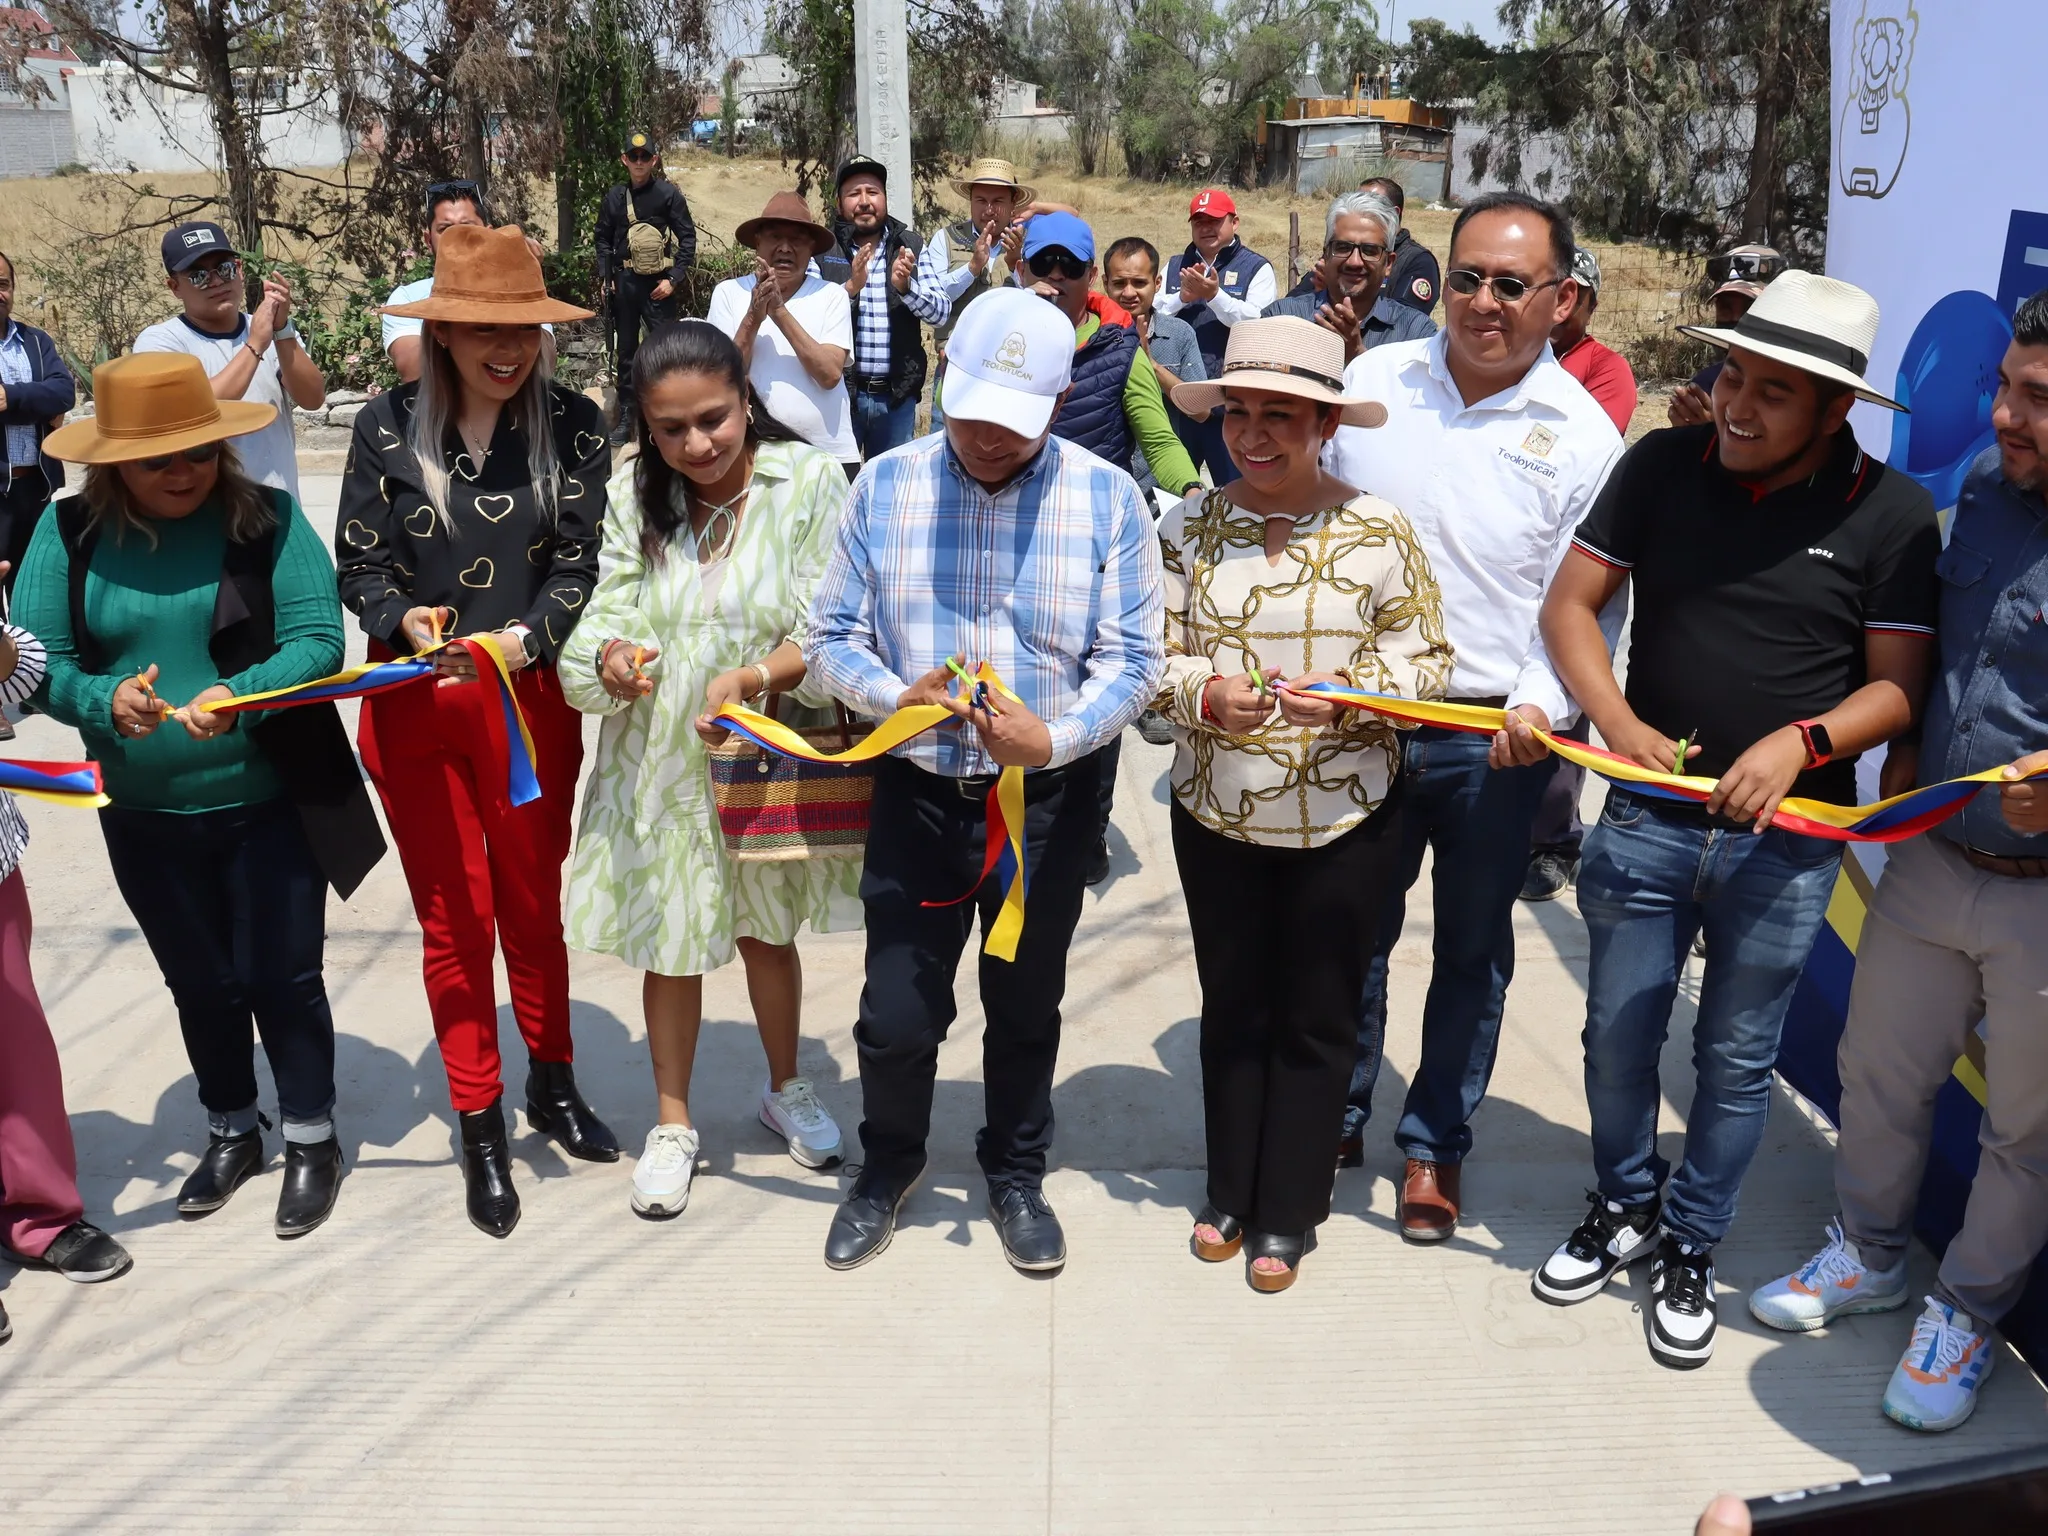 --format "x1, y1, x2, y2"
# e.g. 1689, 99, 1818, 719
1399, 1158, 1461, 1242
